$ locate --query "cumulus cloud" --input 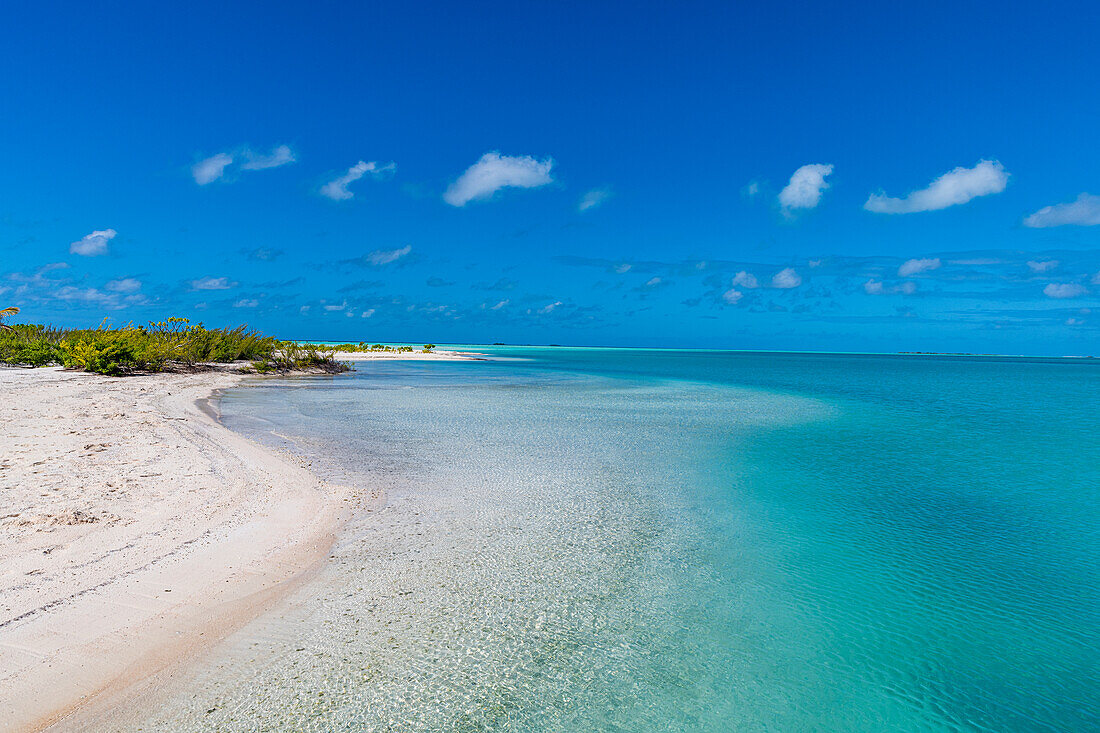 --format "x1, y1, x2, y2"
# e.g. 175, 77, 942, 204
321, 160, 396, 200
722, 288, 744, 304
240, 144, 296, 170
234, 298, 259, 308
70, 229, 116, 256
444, 152, 554, 207
1043, 283, 1087, 299
614, 263, 632, 274
192, 153, 234, 184
1024, 193, 1100, 228
366, 245, 411, 265
1027, 260, 1059, 273
105, 277, 141, 293
778, 164, 833, 214
190, 276, 236, 291
898, 257, 941, 276
864, 160, 1008, 214
771, 268, 802, 288
732, 271, 759, 288
579, 188, 611, 212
